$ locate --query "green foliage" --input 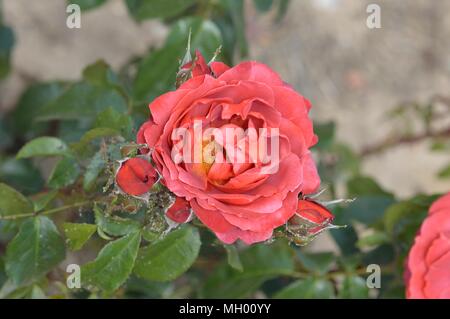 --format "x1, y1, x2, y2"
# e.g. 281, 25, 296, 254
224, 244, 243, 272
38, 82, 128, 121
47, 157, 81, 189
438, 163, 450, 179
94, 205, 141, 238
201, 242, 294, 298
16, 137, 70, 159
10, 82, 66, 139
339, 275, 369, 298
69, 0, 107, 11
296, 251, 335, 275
253, 0, 274, 12
5, 217, 65, 285
82, 231, 141, 292
125, 0, 197, 21
133, 17, 222, 103
0, 158, 44, 195
274, 278, 335, 299
134, 226, 201, 282
63, 222, 97, 251
83, 150, 107, 191
0, 23, 14, 79
0, 183, 33, 218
